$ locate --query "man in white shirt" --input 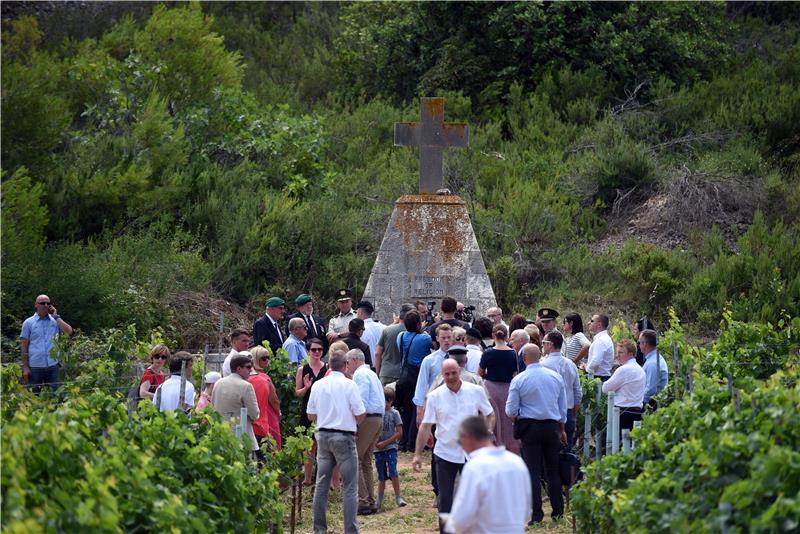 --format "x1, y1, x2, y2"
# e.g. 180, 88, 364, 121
603, 339, 646, 438
154, 352, 196, 412
346, 349, 385, 515
464, 327, 484, 374
307, 350, 366, 534
356, 300, 385, 361
586, 313, 614, 380
221, 328, 251, 377
444, 416, 531, 534
413, 359, 494, 534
